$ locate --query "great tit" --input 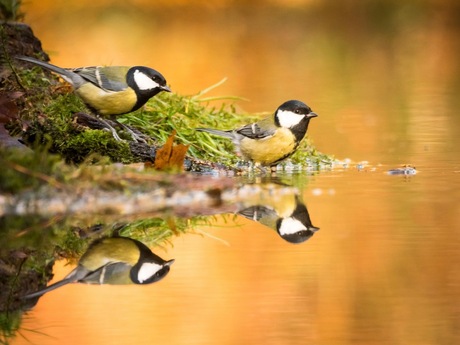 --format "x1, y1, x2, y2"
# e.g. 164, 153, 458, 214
197, 100, 318, 167
15, 56, 171, 141
23, 237, 174, 299
238, 193, 319, 244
